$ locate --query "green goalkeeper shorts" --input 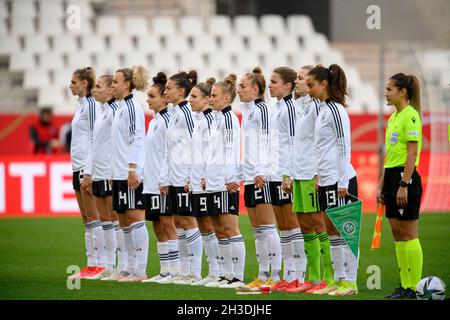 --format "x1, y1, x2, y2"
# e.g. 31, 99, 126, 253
292, 178, 320, 213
